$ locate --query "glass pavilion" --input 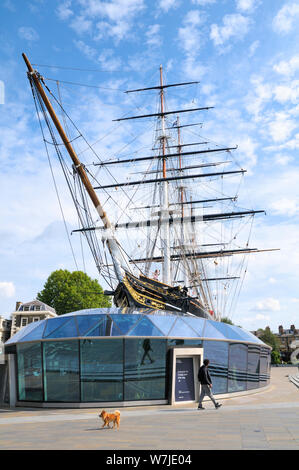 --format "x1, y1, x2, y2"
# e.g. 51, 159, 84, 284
4, 308, 271, 406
